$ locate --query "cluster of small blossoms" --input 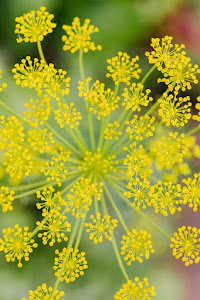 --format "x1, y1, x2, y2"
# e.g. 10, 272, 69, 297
0, 6, 200, 300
